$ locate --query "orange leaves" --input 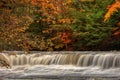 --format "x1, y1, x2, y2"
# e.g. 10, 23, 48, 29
29, 0, 77, 50
112, 27, 119, 32
31, 0, 75, 25
42, 29, 52, 34
104, 0, 120, 22
31, 0, 39, 6
58, 18, 73, 24
112, 21, 120, 37
66, 0, 72, 4
0, 11, 34, 50
112, 30, 120, 36
32, 0, 59, 24
117, 21, 120, 27
104, 0, 120, 37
